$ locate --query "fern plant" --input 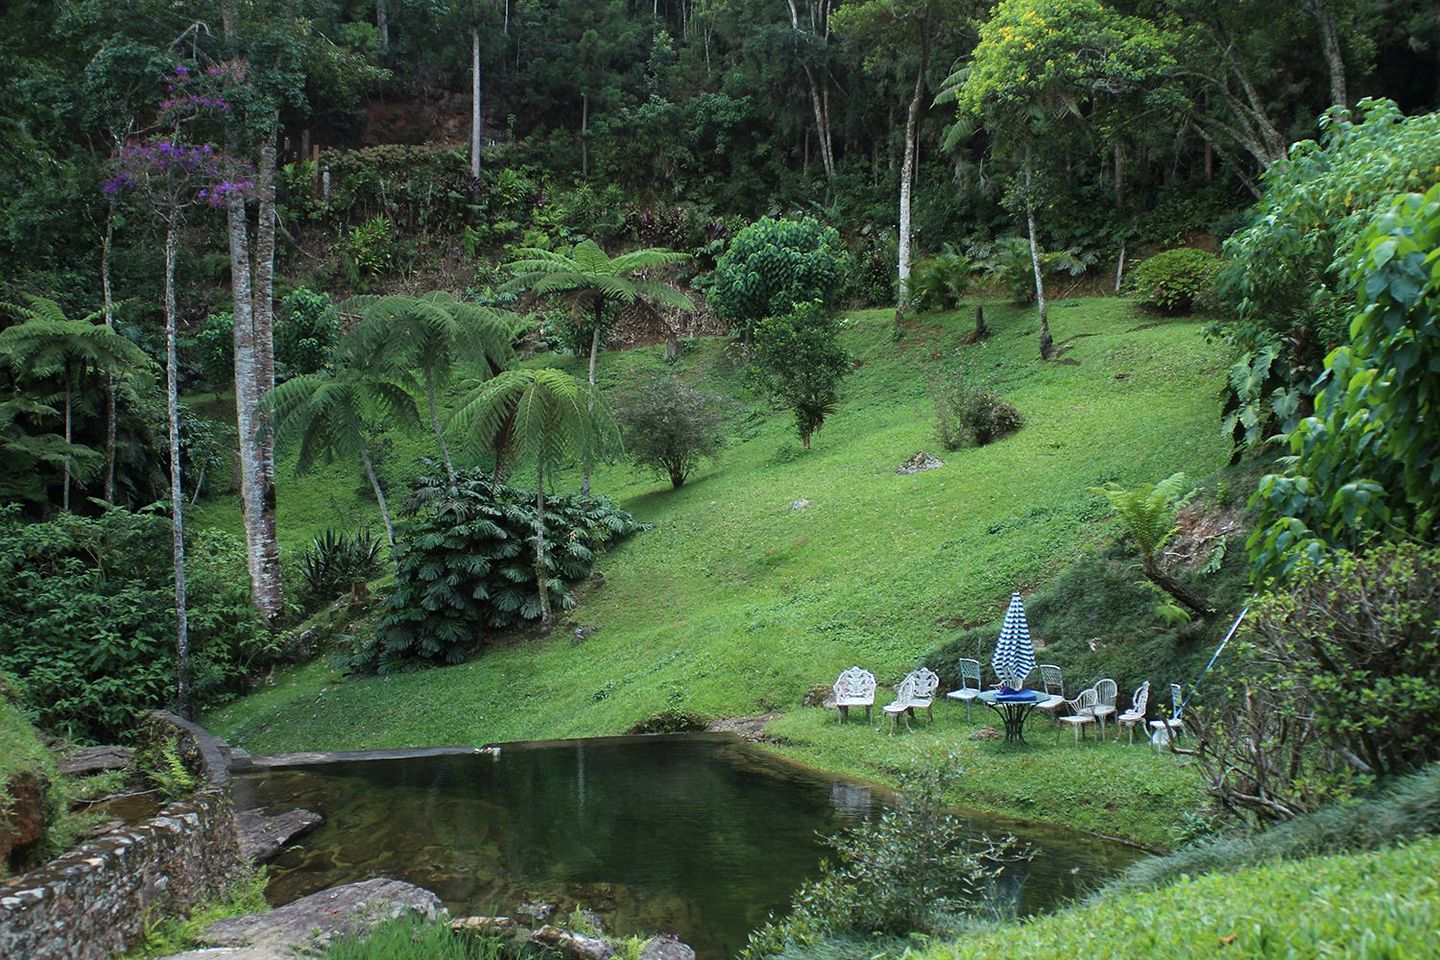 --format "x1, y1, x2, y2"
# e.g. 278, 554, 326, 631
1094, 473, 1213, 616
358, 470, 642, 672
299, 528, 383, 612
